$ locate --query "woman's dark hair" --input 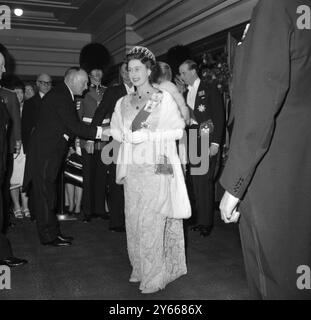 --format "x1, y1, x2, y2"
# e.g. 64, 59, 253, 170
24, 82, 35, 90
125, 50, 160, 83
